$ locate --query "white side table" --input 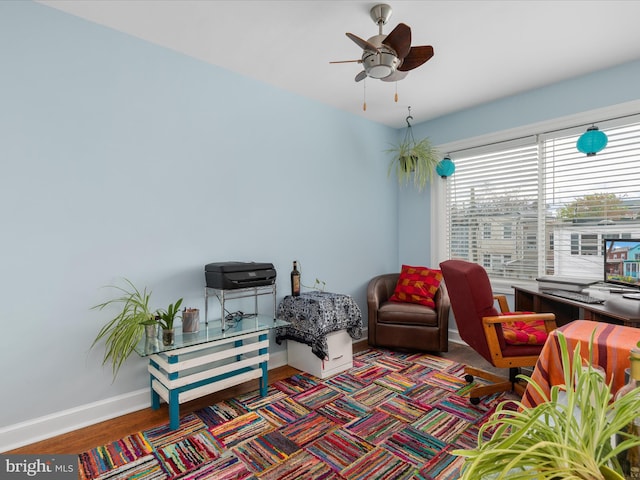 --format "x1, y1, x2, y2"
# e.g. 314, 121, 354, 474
275, 291, 362, 378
